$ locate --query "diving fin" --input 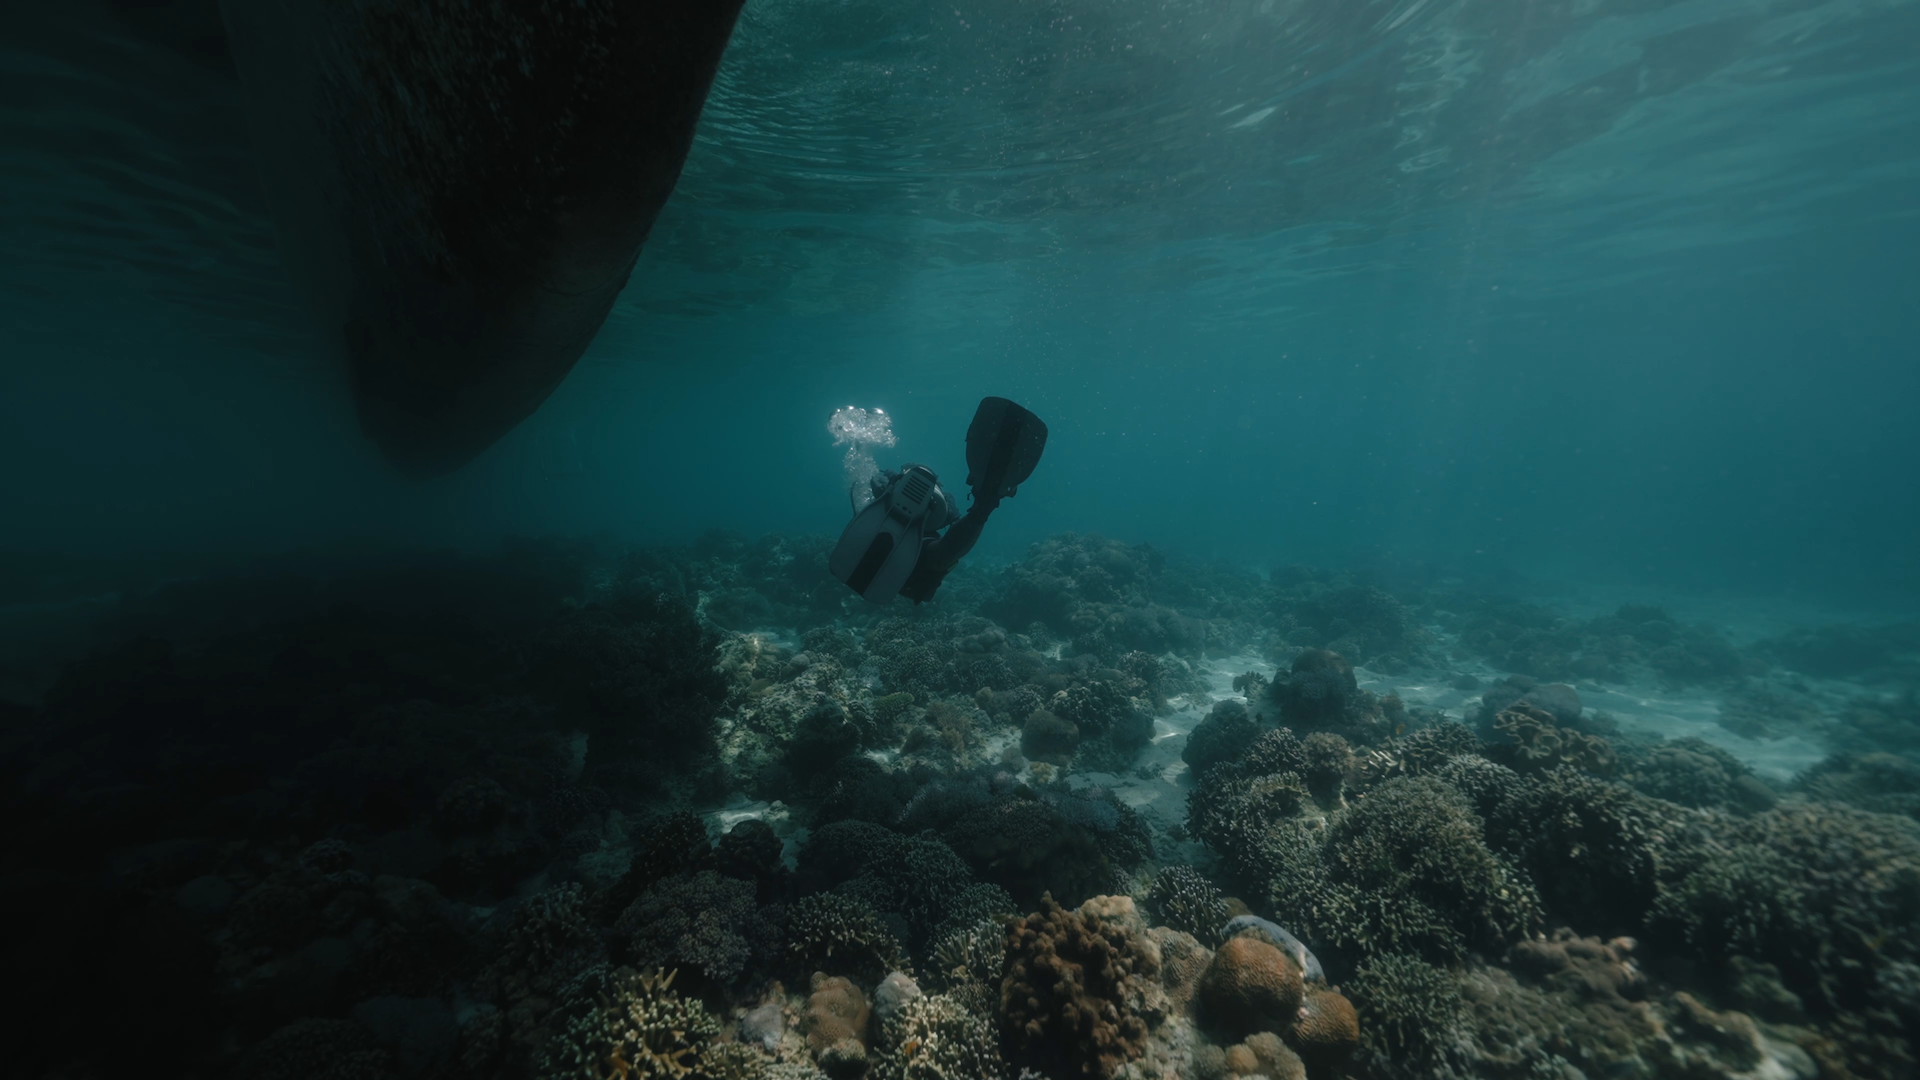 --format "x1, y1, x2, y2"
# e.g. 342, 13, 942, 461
965, 397, 1048, 503
829, 465, 941, 604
